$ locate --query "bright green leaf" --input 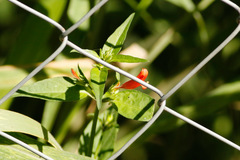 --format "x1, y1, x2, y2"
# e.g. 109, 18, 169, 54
67, 0, 90, 30
0, 109, 61, 150
113, 90, 155, 121
90, 67, 108, 110
40, 0, 67, 21
110, 54, 148, 63
101, 13, 135, 58
0, 133, 94, 160
13, 77, 90, 101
